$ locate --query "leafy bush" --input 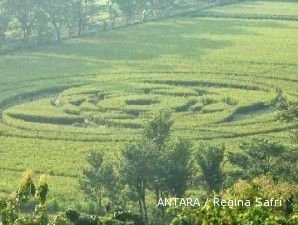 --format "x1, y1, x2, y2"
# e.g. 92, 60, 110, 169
170, 177, 298, 225
227, 137, 293, 181
276, 100, 298, 122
